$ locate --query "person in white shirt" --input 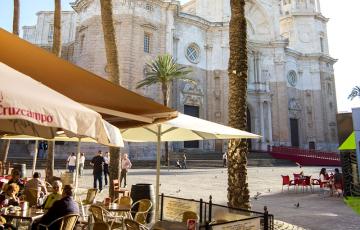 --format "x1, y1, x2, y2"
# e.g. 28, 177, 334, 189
222, 152, 227, 167
67, 153, 77, 173
103, 152, 110, 186
79, 153, 86, 176
120, 154, 132, 187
